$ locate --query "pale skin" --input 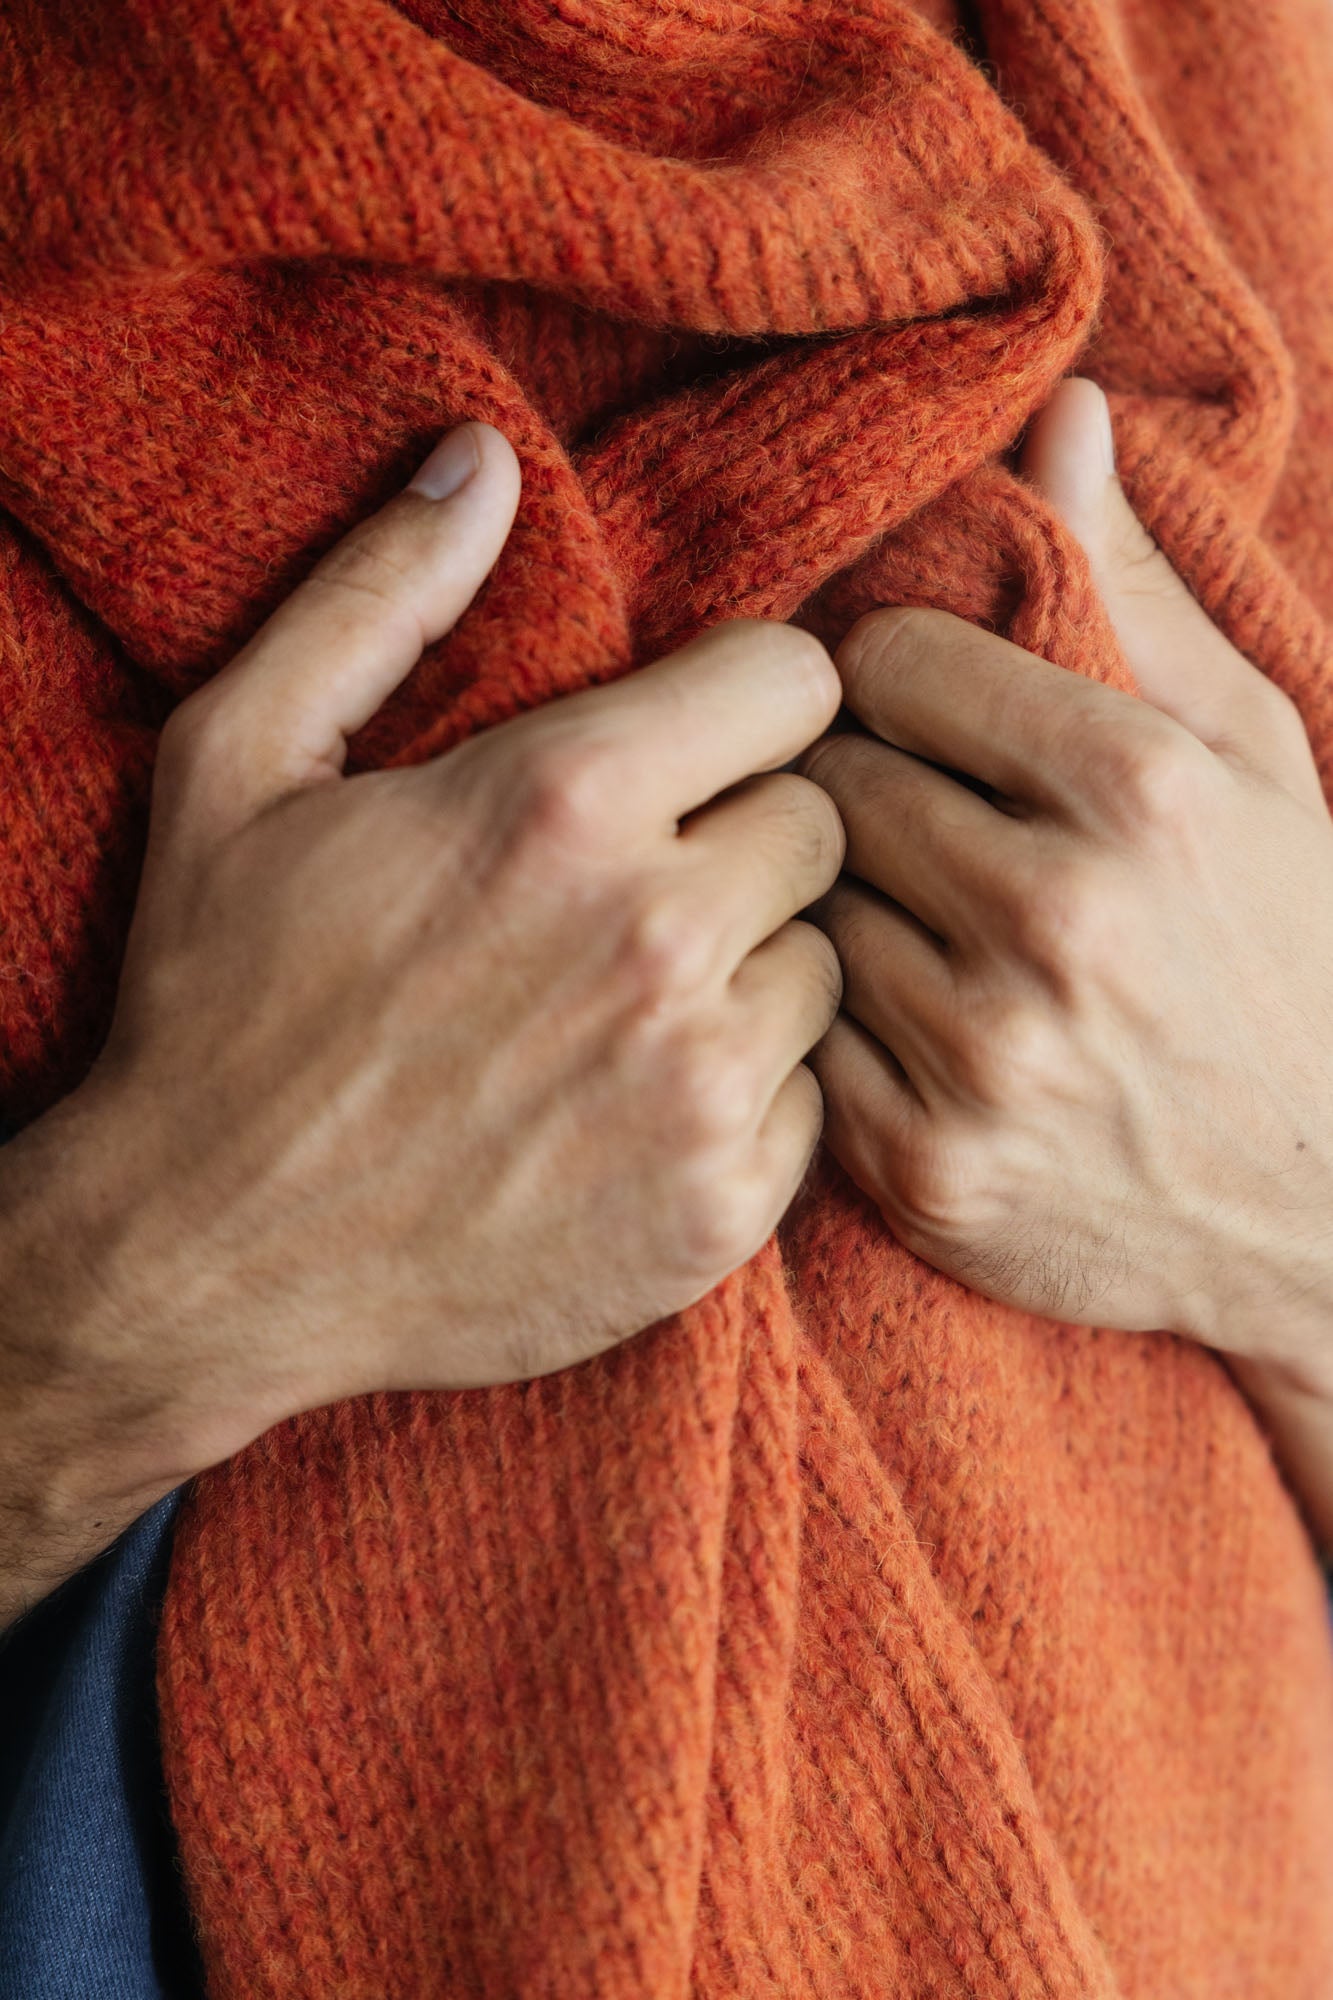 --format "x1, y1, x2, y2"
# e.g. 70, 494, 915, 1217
1, 377, 1331, 1634
0, 422, 847, 1626
802, 377, 1333, 1552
